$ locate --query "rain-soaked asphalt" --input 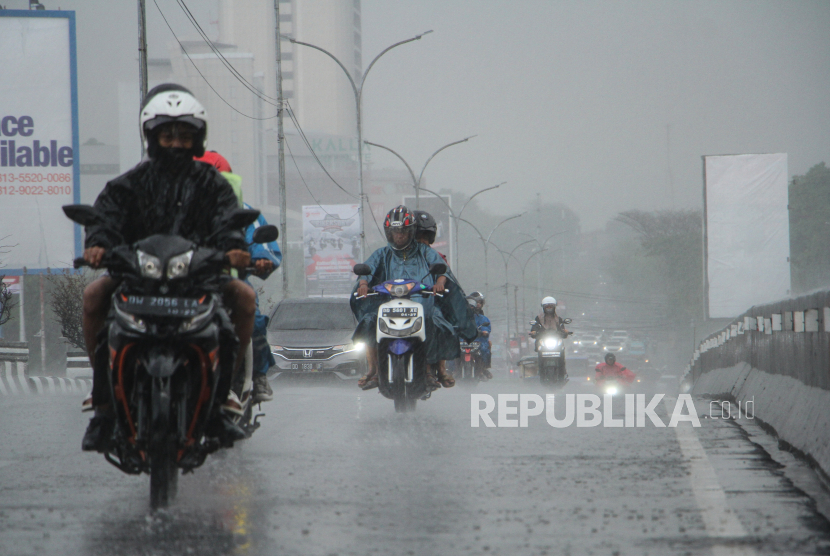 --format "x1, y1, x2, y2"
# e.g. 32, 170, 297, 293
2, 375, 830, 556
